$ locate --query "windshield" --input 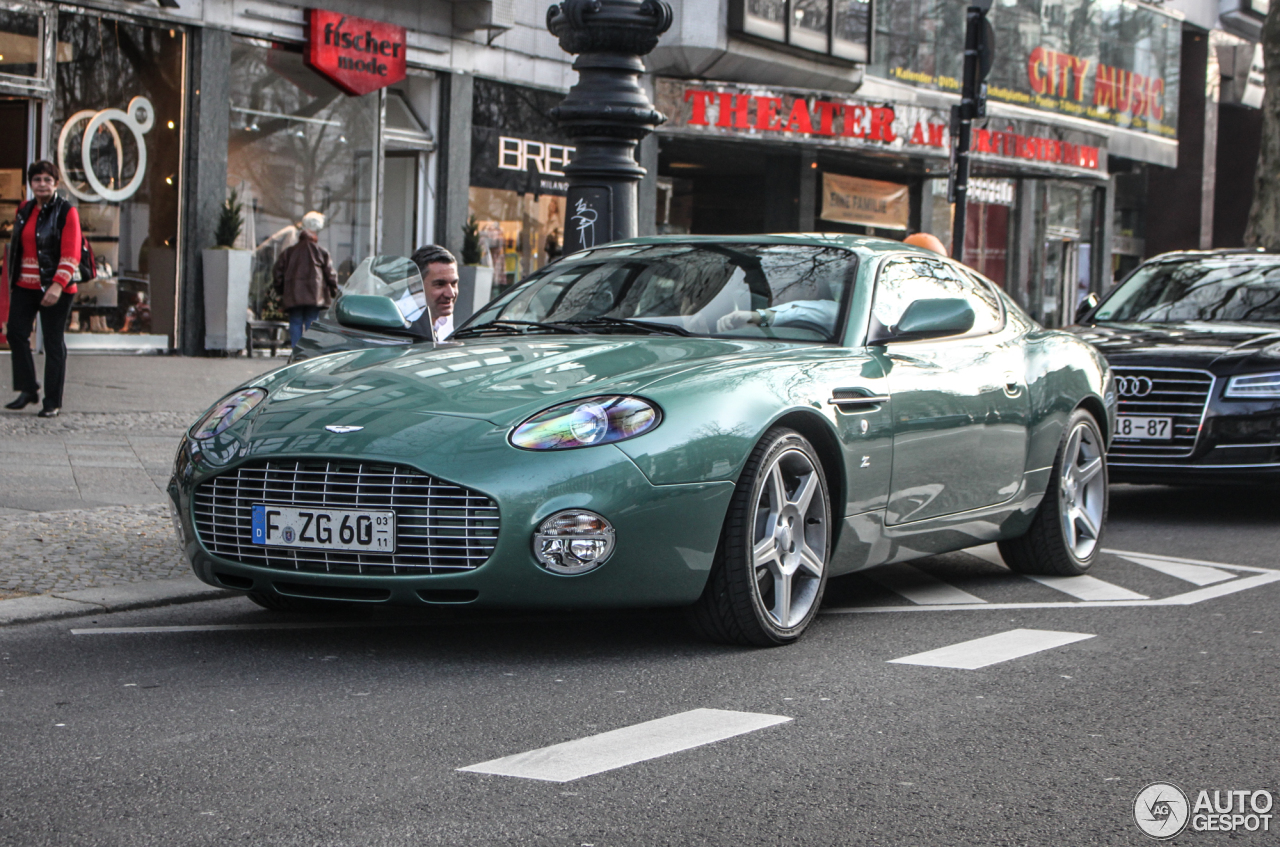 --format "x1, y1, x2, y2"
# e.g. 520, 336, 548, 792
1095, 256, 1280, 323
462, 243, 857, 343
